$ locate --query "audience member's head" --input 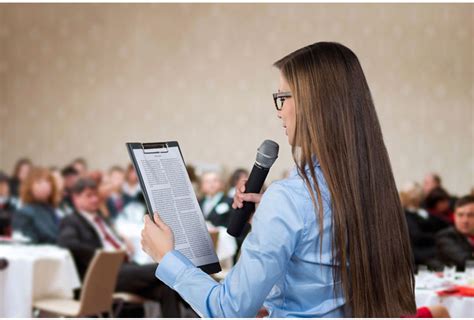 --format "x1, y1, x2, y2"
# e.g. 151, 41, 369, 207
0, 172, 10, 204
61, 165, 80, 192
424, 187, 451, 214
453, 195, 474, 236
71, 157, 88, 176
87, 170, 103, 185
423, 173, 442, 195
20, 168, 60, 207
200, 171, 224, 197
228, 168, 249, 190
186, 165, 199, 184
400, 182, 424, 210
71, 178, 100, 213
12, 158, 32, 182
125, 163, 138, 186
108, 166, 125, 193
